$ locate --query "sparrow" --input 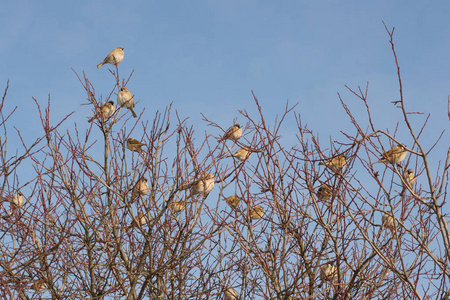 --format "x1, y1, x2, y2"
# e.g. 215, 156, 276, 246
130, 213, 147, 227
373, 144, 407, 165
88, 101, 115, 123
31, 280, 45, 292
382, 213, 395, 231
224, 195, 240, 208
221, 124, 242, 141
320, 263, 337, 282
224, 287, 238, 300
97, 47, 124, 68
132, 177, 149, 199
249, 205, 264, 220
192, 173, 215, 196
319, 154, 346, 172
317, 185, 332, 201
126, 138, 145, 152
231, 147, 252, 161
403, 168, 416, 190
11, 192, 24, 209
170, 201, 186, 213
117, 87, 137, 118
